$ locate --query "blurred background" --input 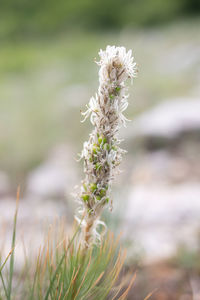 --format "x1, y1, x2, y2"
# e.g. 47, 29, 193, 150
0, 0, 200, 298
